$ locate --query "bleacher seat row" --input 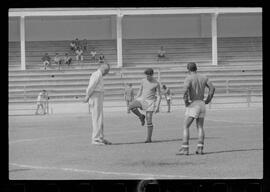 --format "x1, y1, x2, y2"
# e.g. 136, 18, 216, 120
8, 37, 262, 105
